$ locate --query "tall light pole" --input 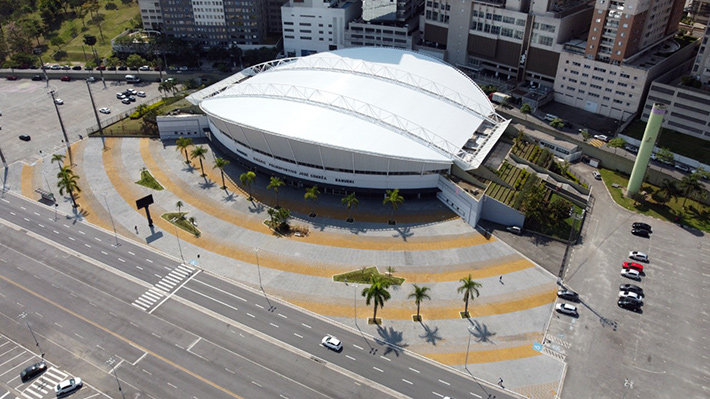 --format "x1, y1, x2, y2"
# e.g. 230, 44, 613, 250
174, 224, 185, 263
102, 194, 119, 247
34, 48, 49, 88
106, 356, 126, 399
254, 248, 263, 291
85, 79, 106, 149
48, 90, 72, 164
19, 312, 45, 358
464, 326, 475, 370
